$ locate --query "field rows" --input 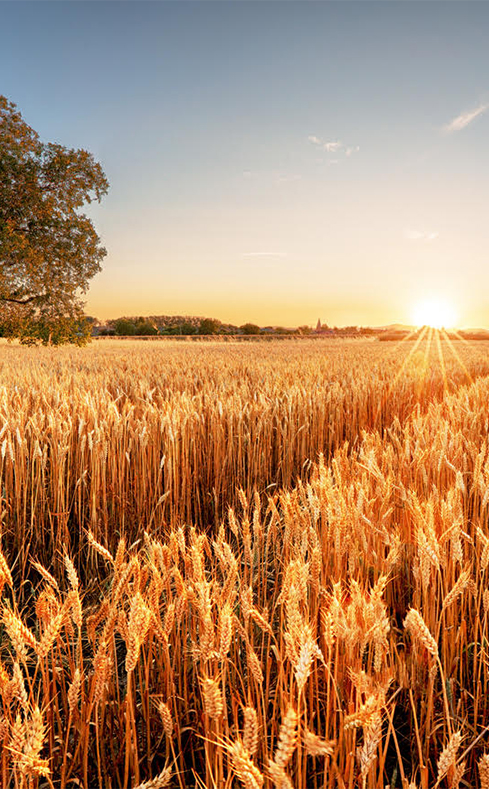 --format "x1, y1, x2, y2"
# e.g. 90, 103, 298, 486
1, 338, 489, 787
1, 337, 489, 574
